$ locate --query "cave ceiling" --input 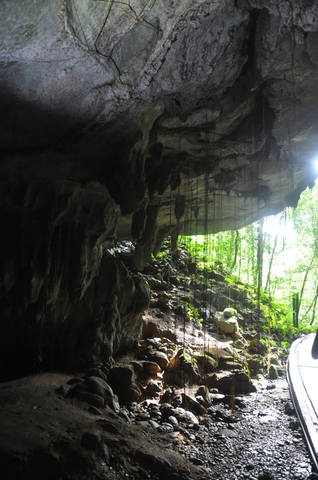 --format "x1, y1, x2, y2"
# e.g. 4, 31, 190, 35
1, 0, 318, 239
